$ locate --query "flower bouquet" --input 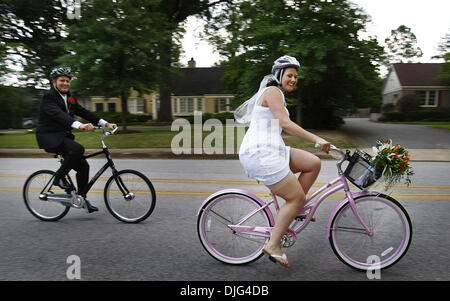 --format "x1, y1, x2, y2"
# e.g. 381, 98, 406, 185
370, 139, 414, 189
